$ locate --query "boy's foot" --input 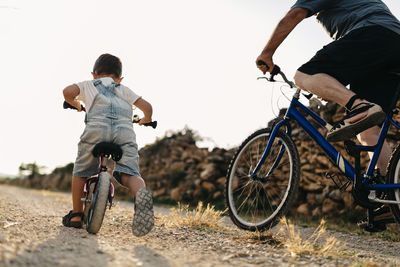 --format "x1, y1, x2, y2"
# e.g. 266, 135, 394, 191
132, 188, 154, 237
327, 102, 385, 142
62, 210, 83, 228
